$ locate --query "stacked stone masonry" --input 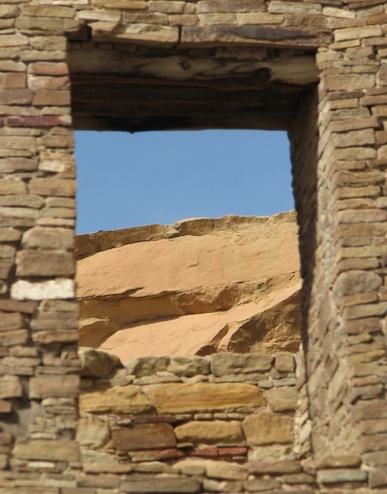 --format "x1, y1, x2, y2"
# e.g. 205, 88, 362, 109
0, 0, 386, 493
